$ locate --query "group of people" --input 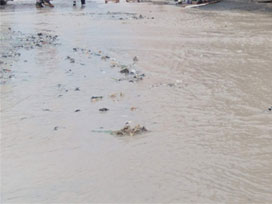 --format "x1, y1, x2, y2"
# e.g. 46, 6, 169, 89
36, 0, 86, 8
